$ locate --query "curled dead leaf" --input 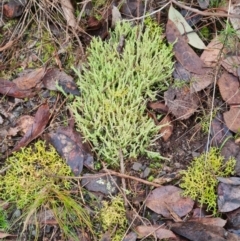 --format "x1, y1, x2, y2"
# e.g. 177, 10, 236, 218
164, 86, 199, 120
200, 37, 224, 67
221, 56, 240, 77
145, 185, 194, 218
12, 103, 50, 153
135, 225, 176, 239
13, 67, 46, 90
218, 71, 240, 105
166, 20, 206, 75
223, 107, 240, 133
